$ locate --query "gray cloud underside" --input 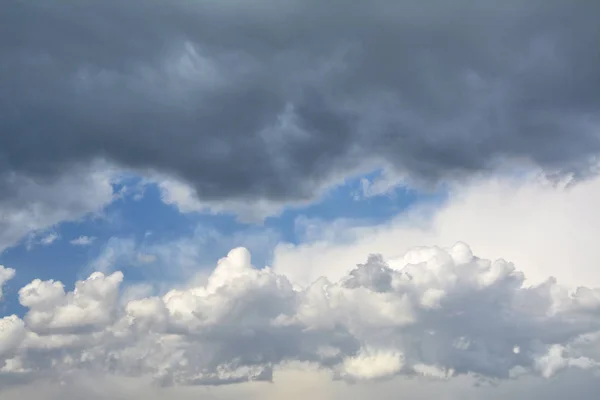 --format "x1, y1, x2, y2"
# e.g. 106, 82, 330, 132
2, 0, 600, 202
